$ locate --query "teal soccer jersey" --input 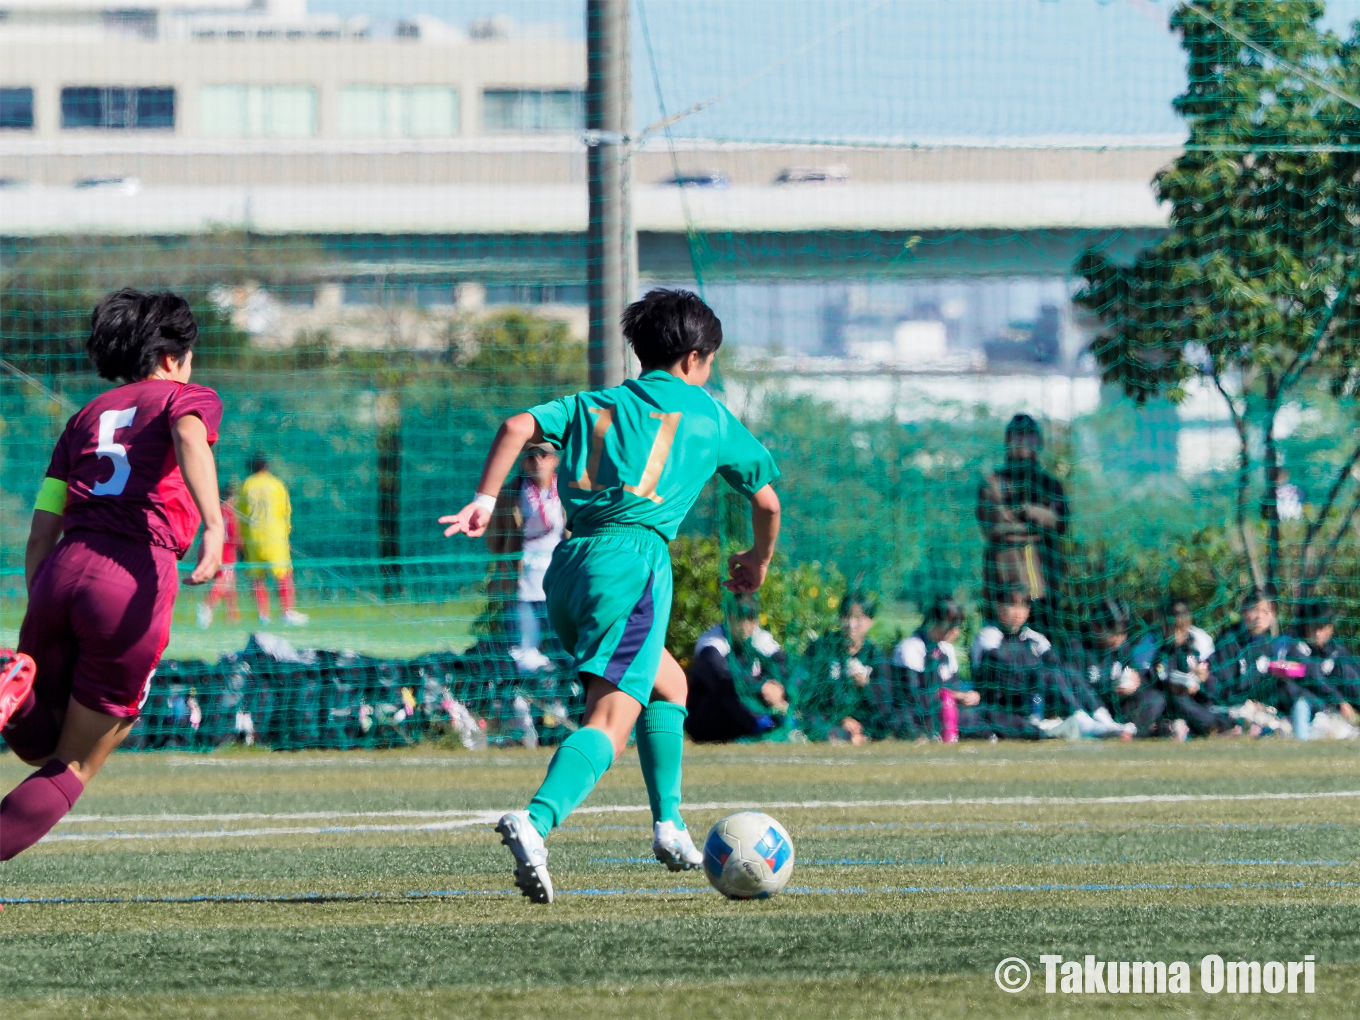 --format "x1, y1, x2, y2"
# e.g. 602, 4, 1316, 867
527, 371, 778, 700
527, 370, 779, 540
